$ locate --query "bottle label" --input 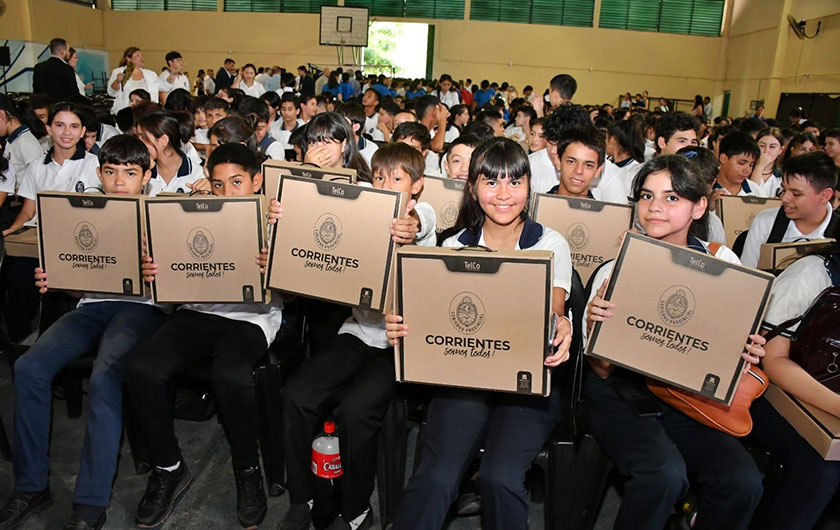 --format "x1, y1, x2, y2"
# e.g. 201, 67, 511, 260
311, 449, 343, 479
